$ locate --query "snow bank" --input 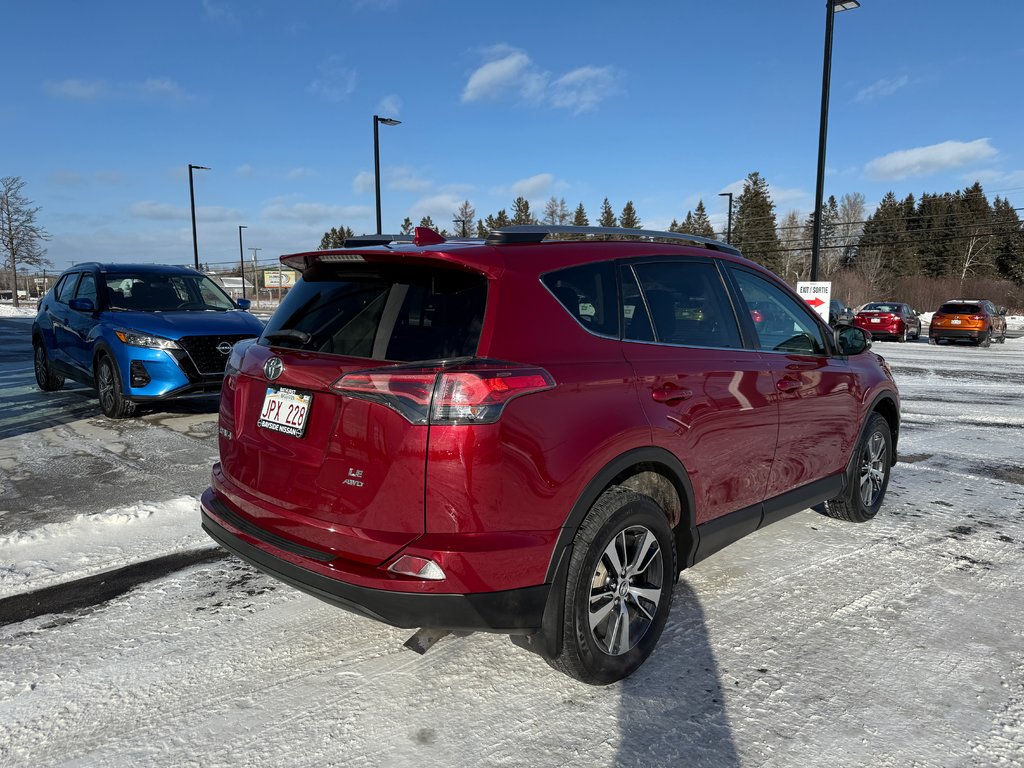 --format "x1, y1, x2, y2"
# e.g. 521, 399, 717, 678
0, 496, 210, 598
0, 302, 37, 318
